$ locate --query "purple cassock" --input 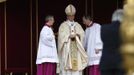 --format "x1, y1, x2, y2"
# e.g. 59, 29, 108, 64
37, 63, 56, 75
